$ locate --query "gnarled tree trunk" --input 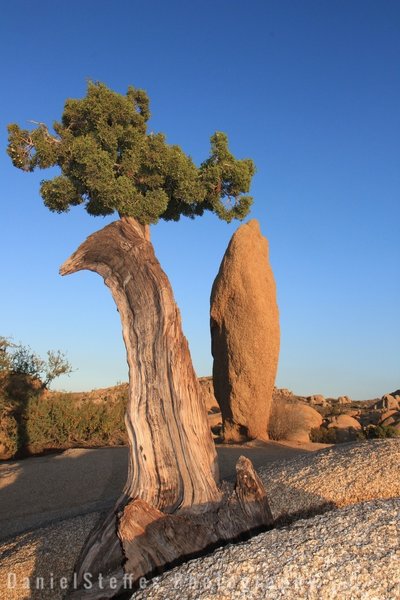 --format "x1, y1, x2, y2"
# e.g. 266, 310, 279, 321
61, 217, 272, 598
